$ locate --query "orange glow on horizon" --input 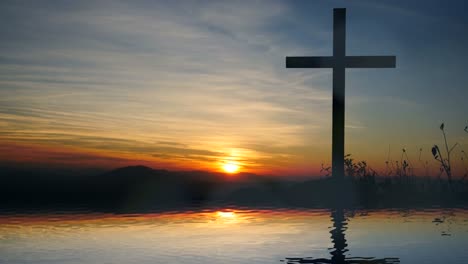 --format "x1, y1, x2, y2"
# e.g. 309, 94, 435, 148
5, 138, 459, 177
